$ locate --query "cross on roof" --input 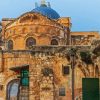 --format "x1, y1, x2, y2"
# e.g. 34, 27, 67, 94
41, 0, 46, 5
